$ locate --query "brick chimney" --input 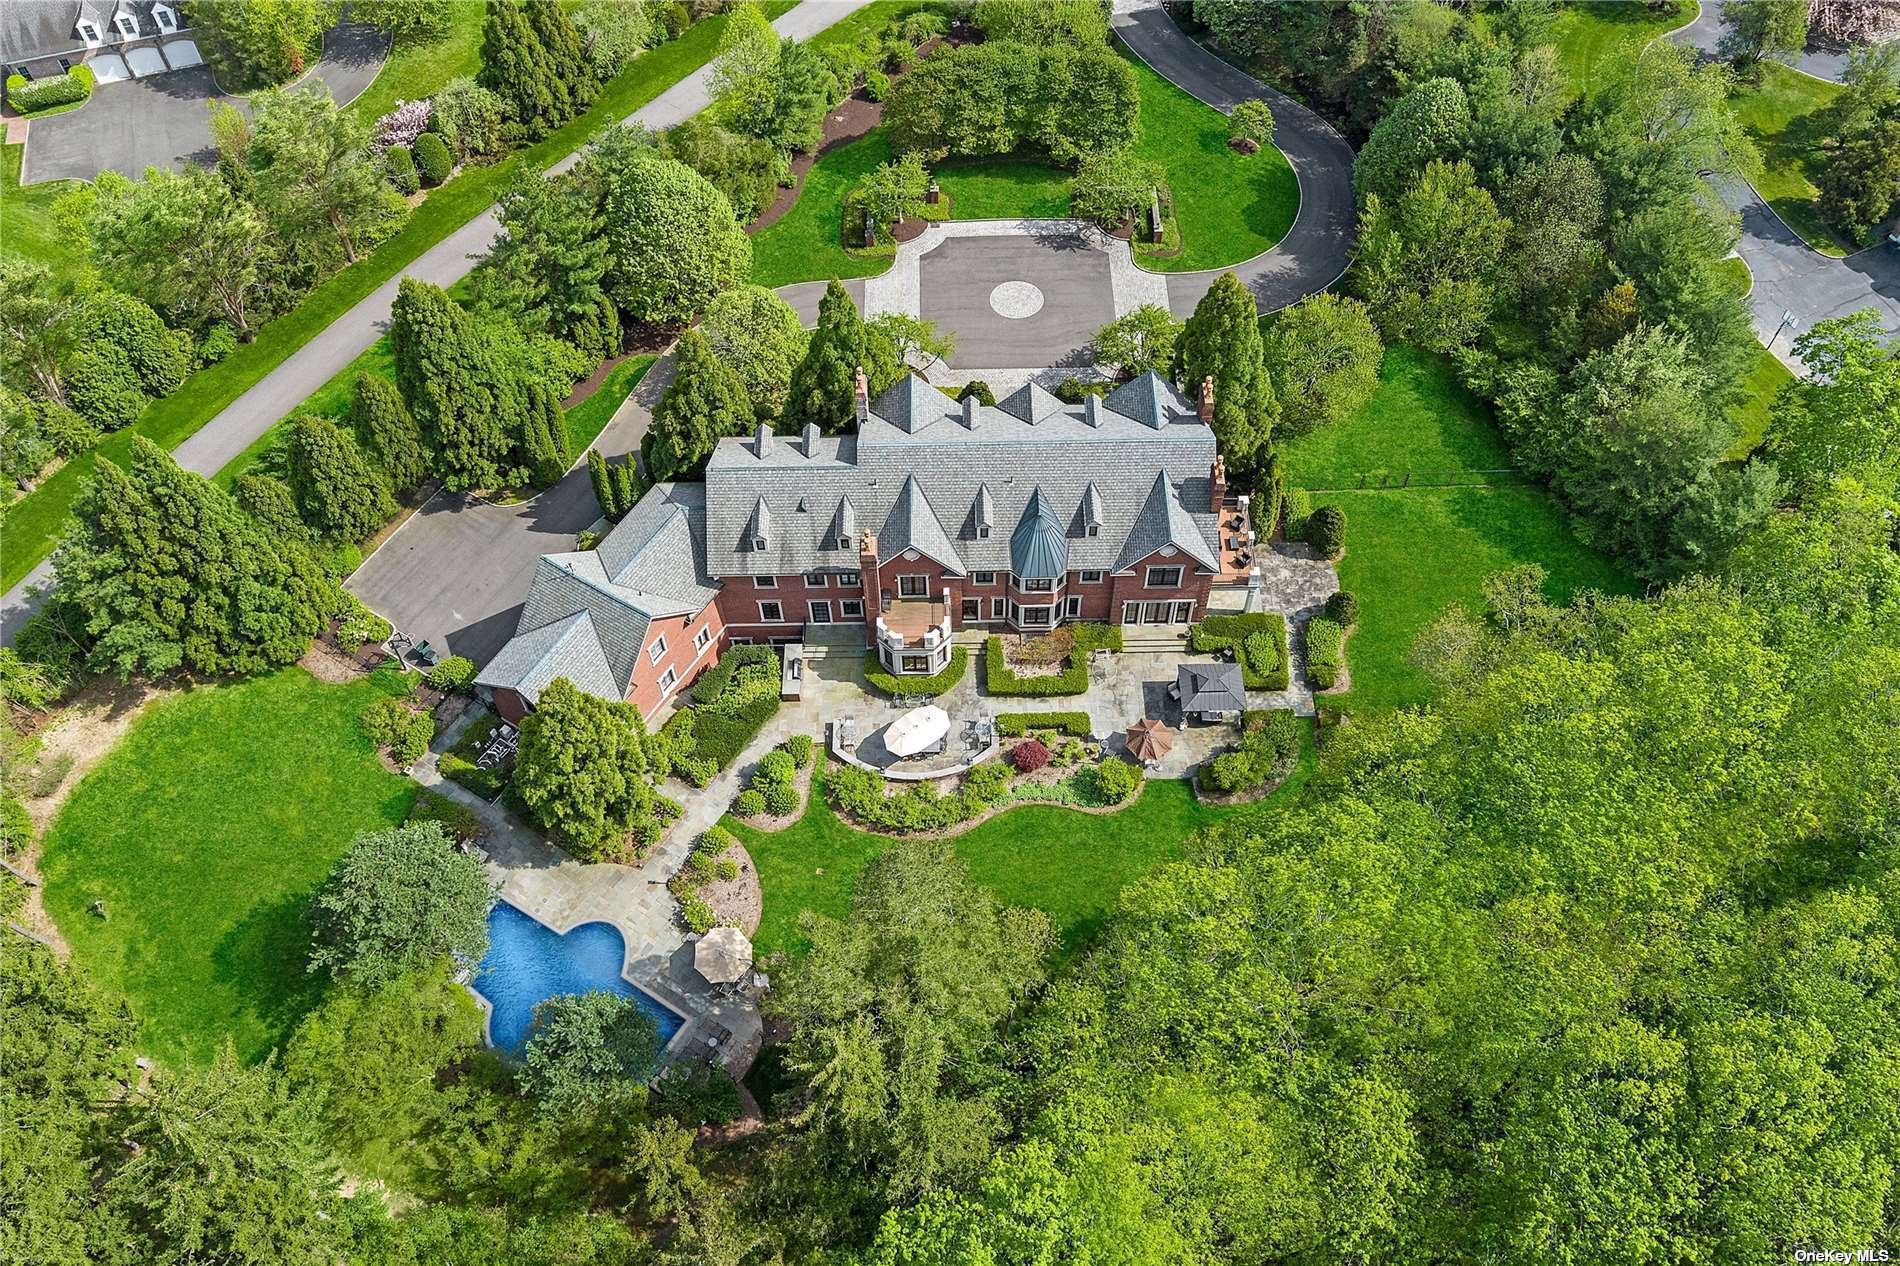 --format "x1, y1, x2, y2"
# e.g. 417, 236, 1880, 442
858, 531, 881, 642
854, 366, 870, 429
1198, 375, 1215, 423
1210, 454, 1227, 513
